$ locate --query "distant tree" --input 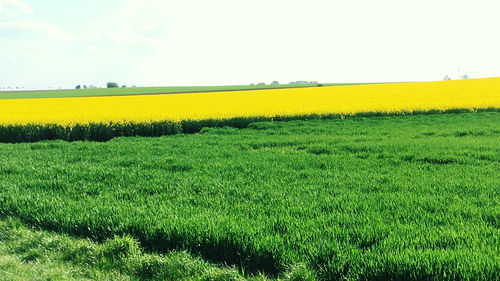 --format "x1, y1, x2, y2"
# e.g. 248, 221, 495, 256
461, 74, 468, 79
121, 85, 127, 88
289, 80, 311, 85
132, 85, 136, 88
107, 82, 119, 88
83, 85, 87, 89
75, 85, 81, 89
257, 82, 266, 85
443, 75, 451, 81
271, 81, 280, 85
